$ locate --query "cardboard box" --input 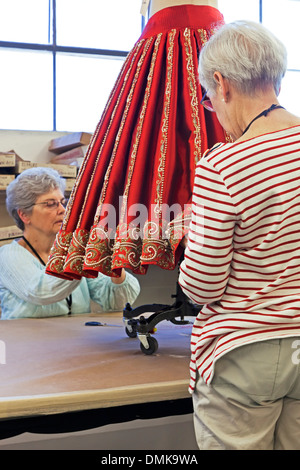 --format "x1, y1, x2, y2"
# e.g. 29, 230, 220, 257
0, 174, 15, 190
0, 152, 16, 168
50, 145, 87, 167
15, 161, 32, 173
0, 239, 16, 247
16, 161, 77, 178
49, 132, 92, 154
0, 225, 23, 240
0, 151, 24, 174
64, 178, 77, 192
